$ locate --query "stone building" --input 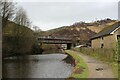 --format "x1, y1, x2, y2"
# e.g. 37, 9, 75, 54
91, 21, 120, 49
